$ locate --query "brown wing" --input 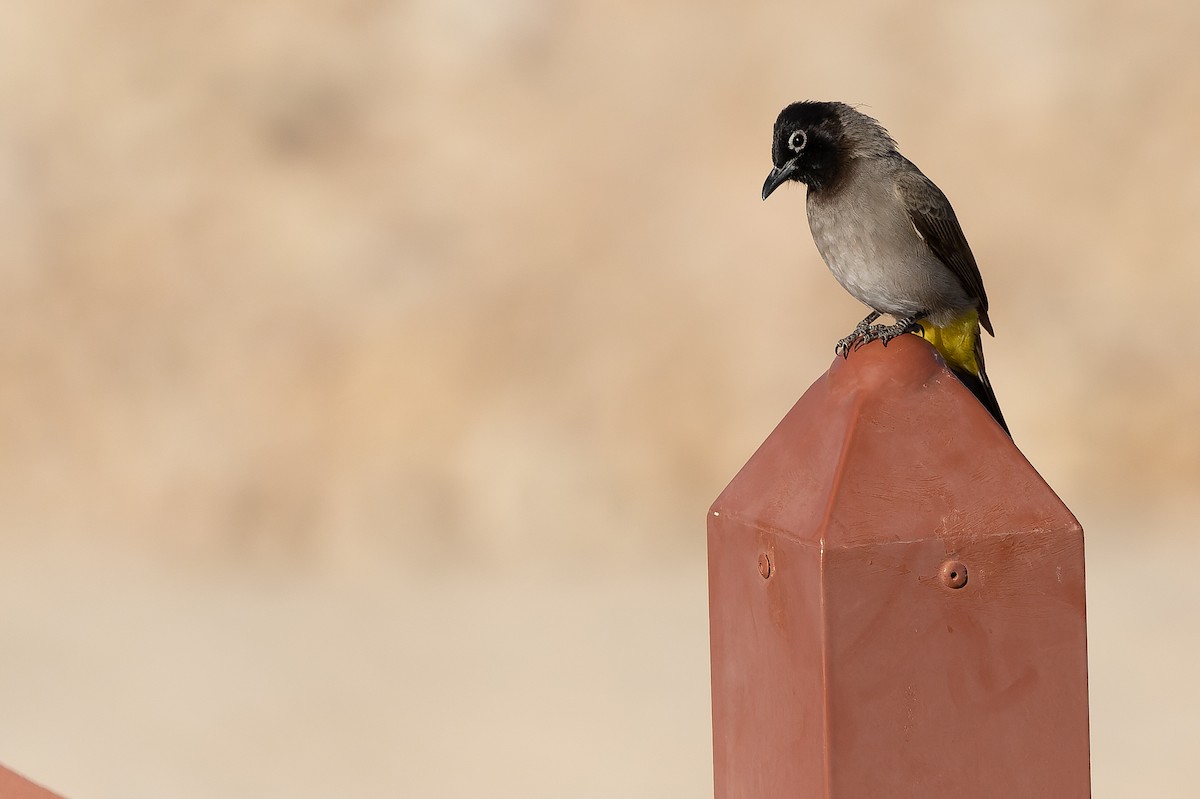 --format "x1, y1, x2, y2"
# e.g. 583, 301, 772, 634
895, 161, 993, 335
